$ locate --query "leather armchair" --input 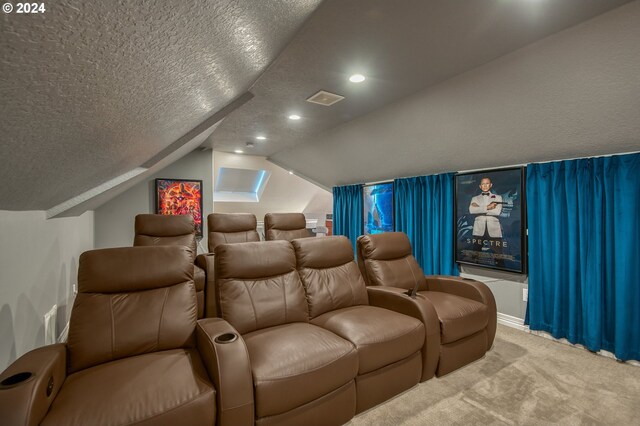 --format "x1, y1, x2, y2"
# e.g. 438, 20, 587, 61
292, 236, 425, 413
357, 232, 497, 377
197, 213, 260, 317
134, 213, 206, 318
0, 246, 217, 425
212, 240, 359, 426
264, 213, 311, 241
